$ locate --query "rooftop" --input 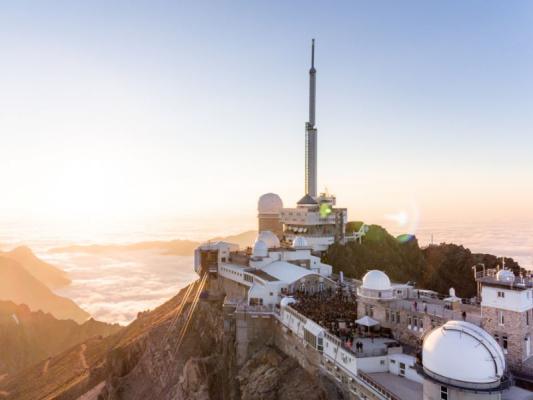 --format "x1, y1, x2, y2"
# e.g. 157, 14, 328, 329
350, 337, 400, 358
297, 194, 318, 205
363, 372, 422, 400
249, 269, 279, 282
477, 275, 532, 290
